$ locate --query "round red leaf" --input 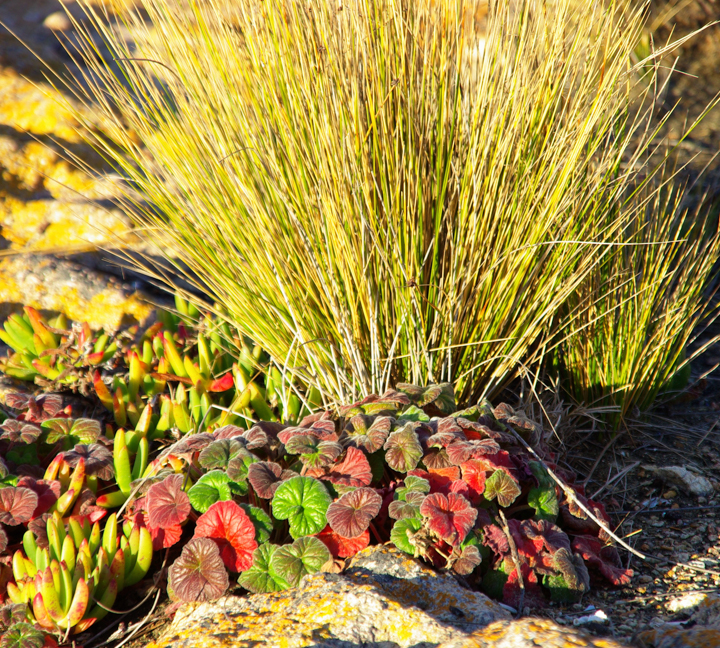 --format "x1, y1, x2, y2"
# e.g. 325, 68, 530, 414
419, 492, 477, 547
316, 525, 370, 558
325, 447, 372, 488
194, 500, 258, 572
